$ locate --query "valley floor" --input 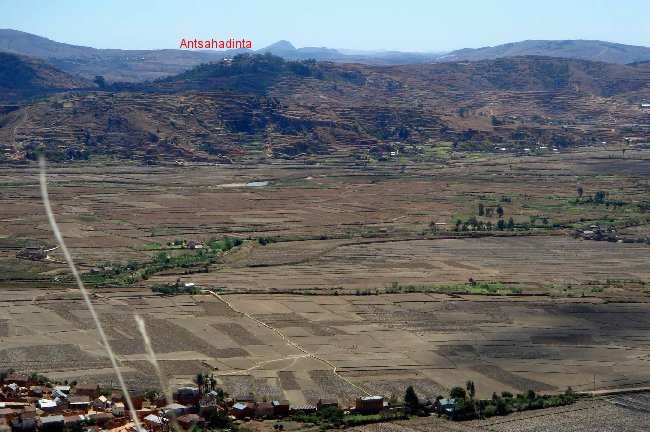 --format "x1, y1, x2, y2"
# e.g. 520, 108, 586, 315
0, 148, 649, 429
